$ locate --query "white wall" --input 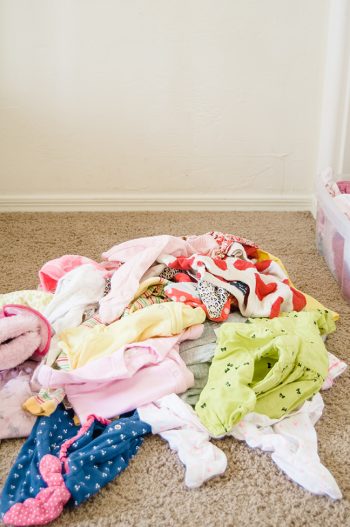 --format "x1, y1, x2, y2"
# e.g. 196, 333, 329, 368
0, 0, 329, 209
343, 104, 350, 174
316, 0, 350, 181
